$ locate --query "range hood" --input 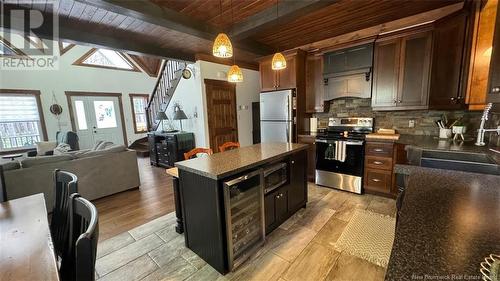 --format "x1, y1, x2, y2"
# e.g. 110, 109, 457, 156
323, 43, 374, 100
